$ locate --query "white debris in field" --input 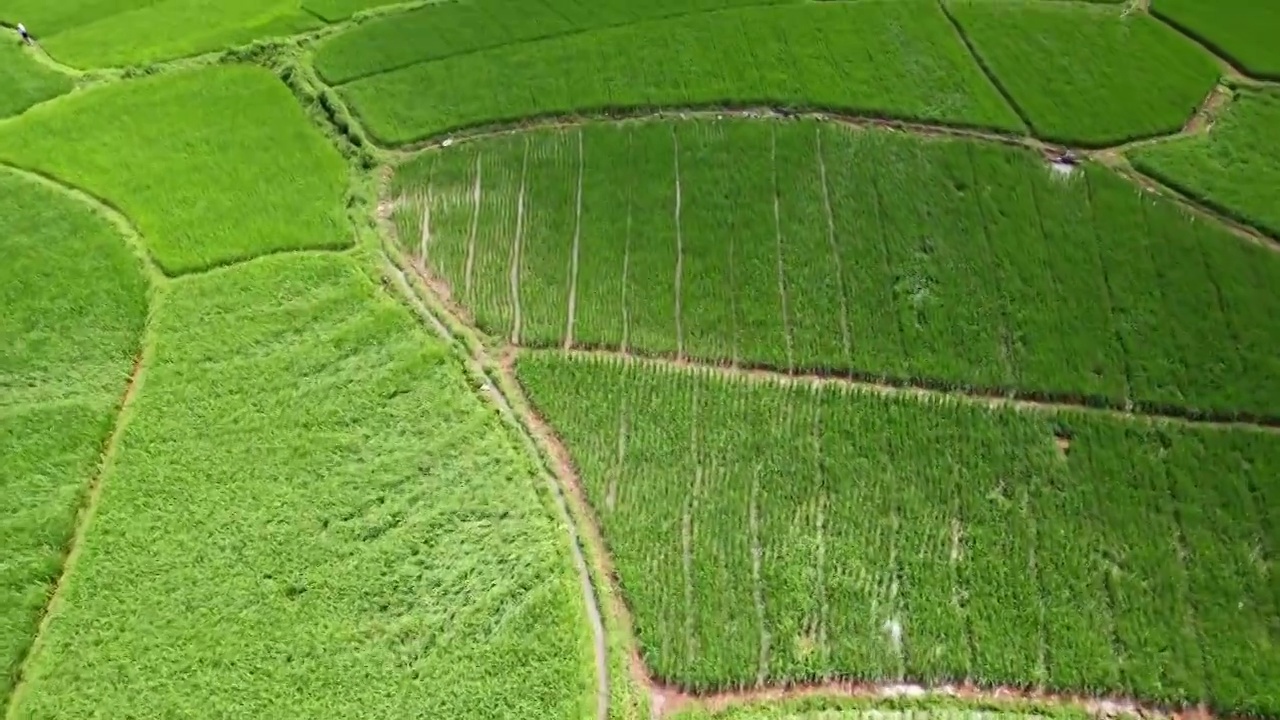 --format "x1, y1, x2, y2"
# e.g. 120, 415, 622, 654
441, 137, 454, 148
1050, 160, 1077, 177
